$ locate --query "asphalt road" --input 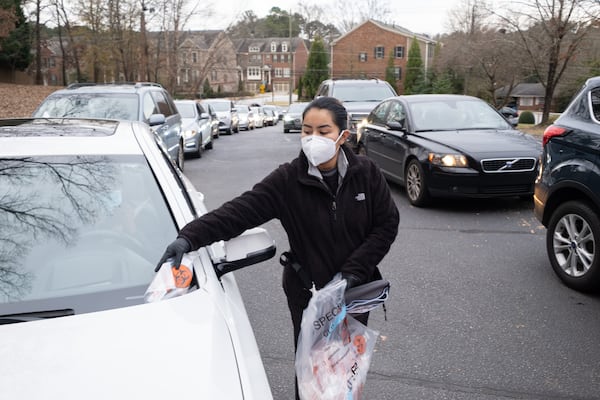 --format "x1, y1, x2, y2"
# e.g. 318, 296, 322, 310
183, 123, 600, 400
